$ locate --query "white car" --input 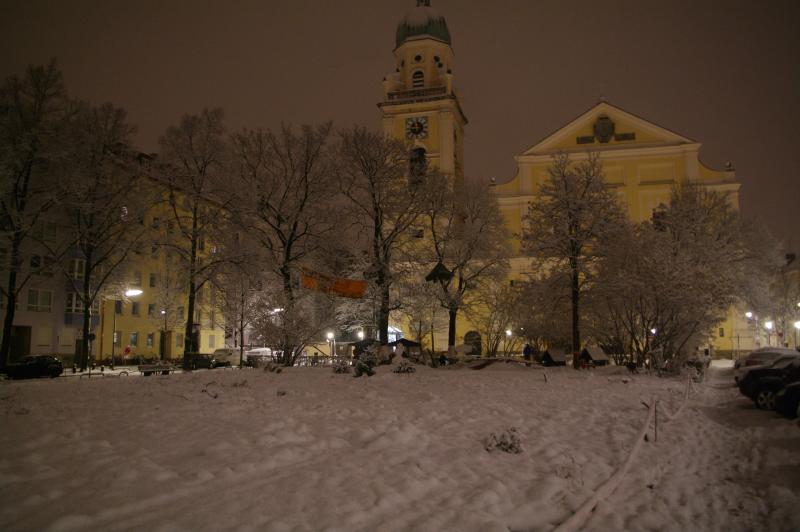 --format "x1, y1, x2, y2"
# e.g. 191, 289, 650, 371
244, 347, 273, 366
